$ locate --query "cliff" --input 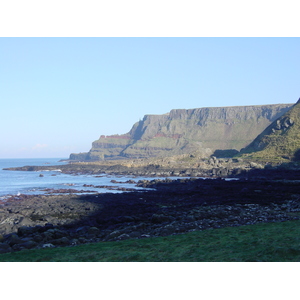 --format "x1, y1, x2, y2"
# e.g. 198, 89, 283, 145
70, 103, 293, 161
240, 99, 300, 161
